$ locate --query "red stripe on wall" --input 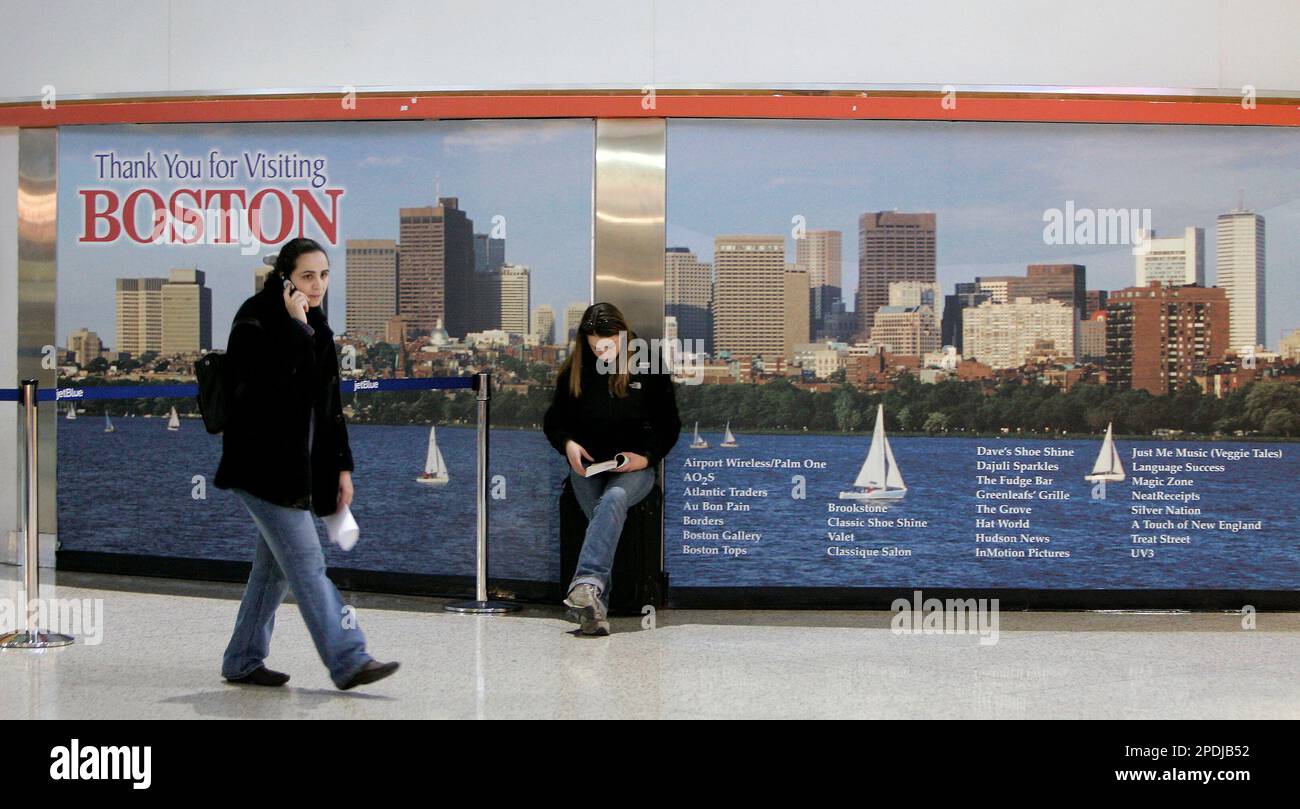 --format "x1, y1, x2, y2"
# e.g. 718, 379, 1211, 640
1, 92, 1298, 128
